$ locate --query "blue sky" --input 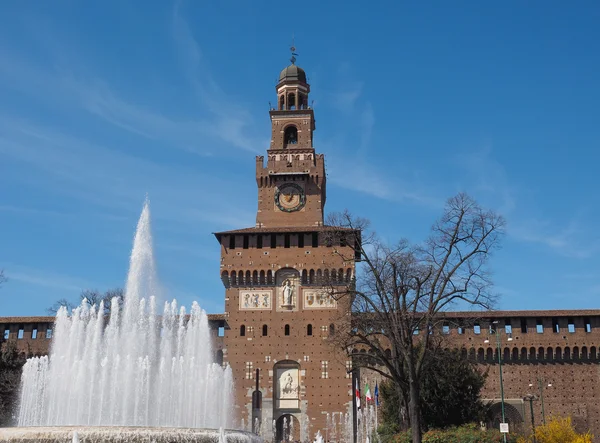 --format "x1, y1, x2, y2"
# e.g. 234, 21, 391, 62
1, 1, 599, 316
